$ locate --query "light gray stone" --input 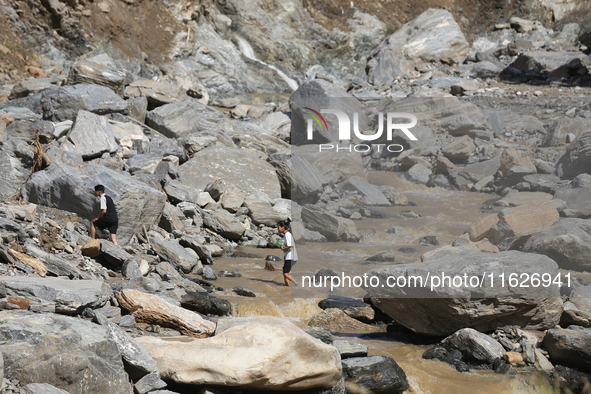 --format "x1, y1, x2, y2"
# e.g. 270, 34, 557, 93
61, 110, 119, 159
0, 276, 112, 314
338, 176, 390, 206
67, 58, 127, 94
19, 383, 71, 394
148, 231, 199, 274
202, 209, 245, 240
301, 205, 360, 242
441, 328, 505, 363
